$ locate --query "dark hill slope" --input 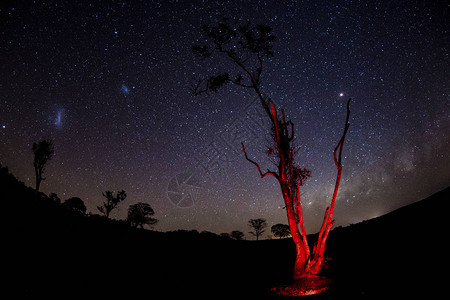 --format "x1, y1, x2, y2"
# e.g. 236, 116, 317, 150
2, 165, 448, 298
325, 186, 449, 297
1, 166, 289, 298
